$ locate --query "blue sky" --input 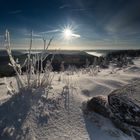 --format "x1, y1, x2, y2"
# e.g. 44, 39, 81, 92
0, 0, 140, 50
